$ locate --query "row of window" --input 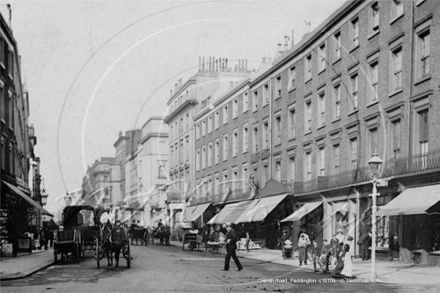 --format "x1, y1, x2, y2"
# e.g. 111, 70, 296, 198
196, 104, 430, 184
196, 23, 430, 142
0, 36, 14, 77
0, 82, 14, 128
